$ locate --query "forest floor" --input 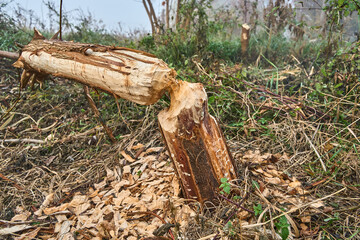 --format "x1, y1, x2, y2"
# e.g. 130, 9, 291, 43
0, 56, 359, 239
